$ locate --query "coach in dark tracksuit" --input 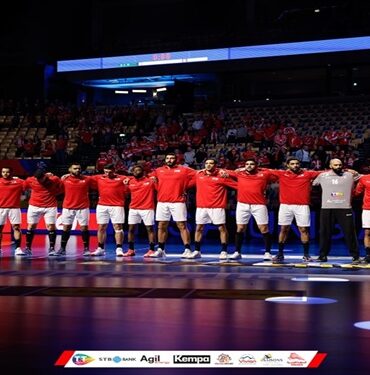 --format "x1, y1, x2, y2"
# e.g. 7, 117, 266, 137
313, 158, 360, 264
